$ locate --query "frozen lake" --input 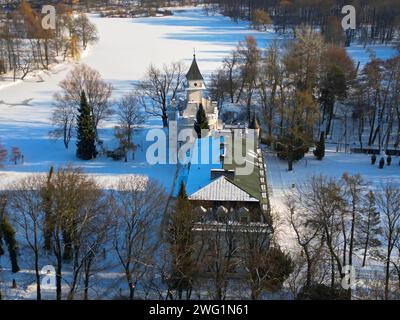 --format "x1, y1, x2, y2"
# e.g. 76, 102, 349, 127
0, 6, 397, 190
